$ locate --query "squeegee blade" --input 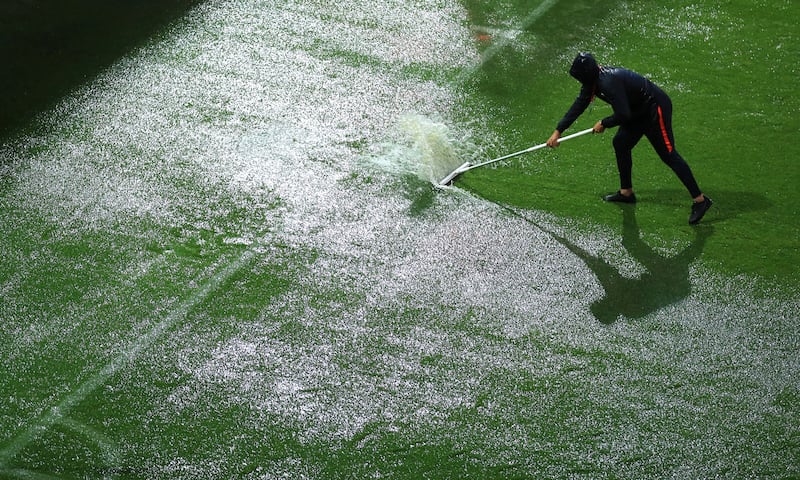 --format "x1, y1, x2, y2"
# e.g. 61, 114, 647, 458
437, 162, 472, 186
